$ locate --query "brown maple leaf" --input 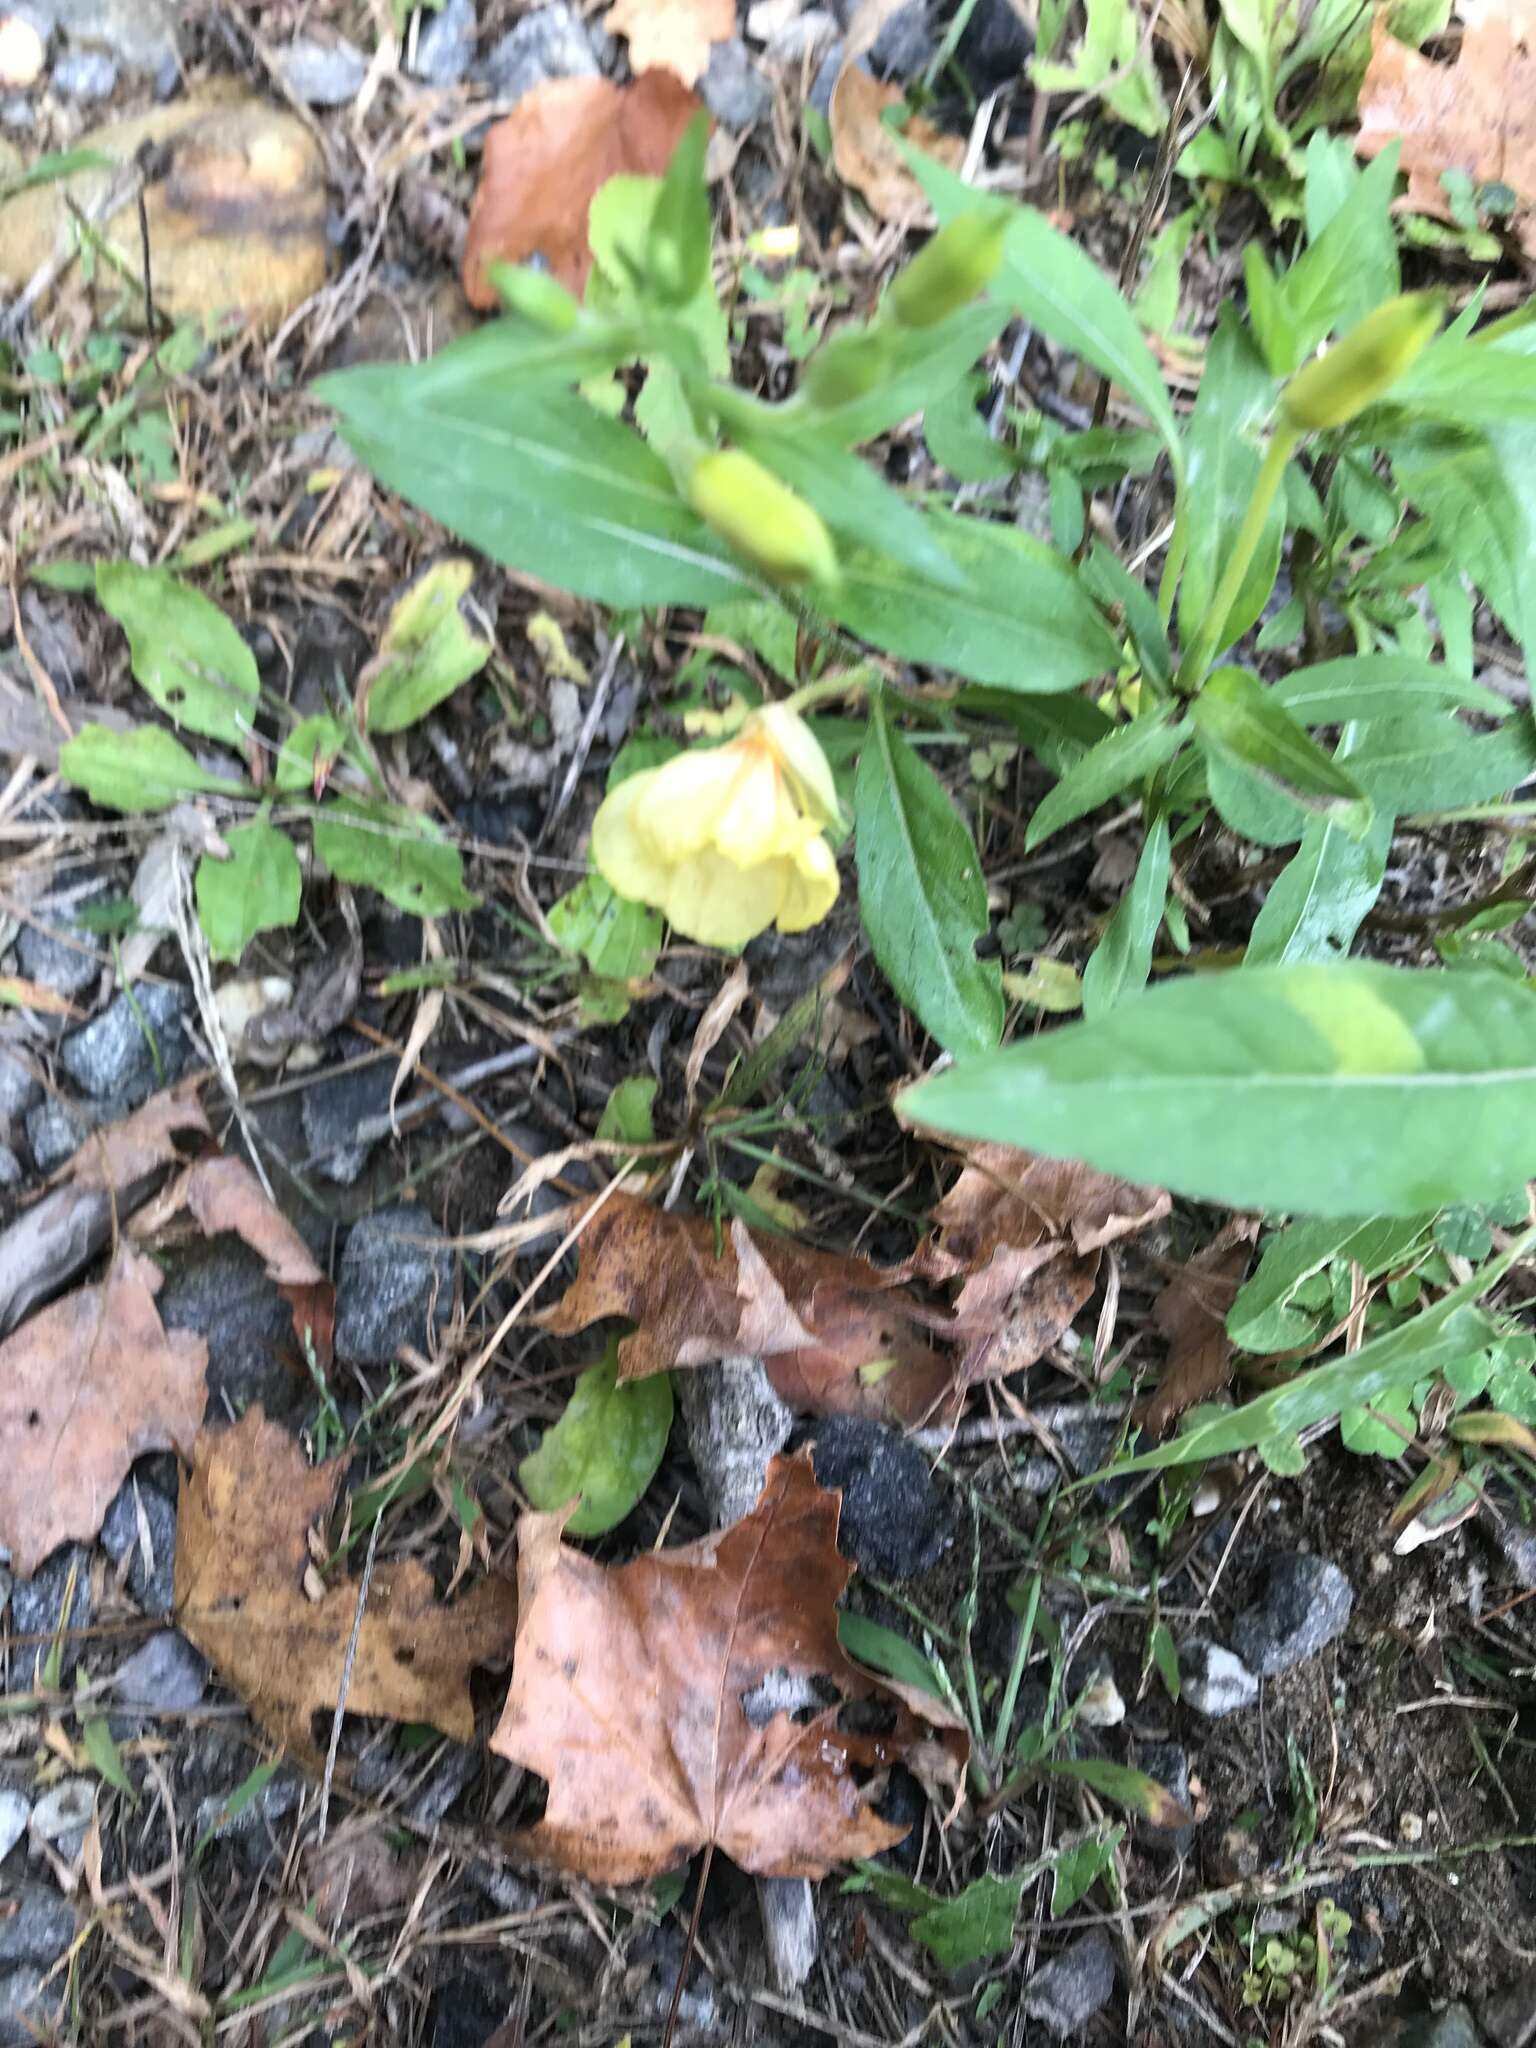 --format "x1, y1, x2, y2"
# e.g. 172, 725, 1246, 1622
490, 1452, 967, 1882
537, 1193, 955, 1423
462, 71, 703, 306
175, 1408, 518, 1771
604, 0, 735, 87
1357, 8, 1536, 255
0, 1248, 207, 1576
1140, 1220, 1258, 1437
